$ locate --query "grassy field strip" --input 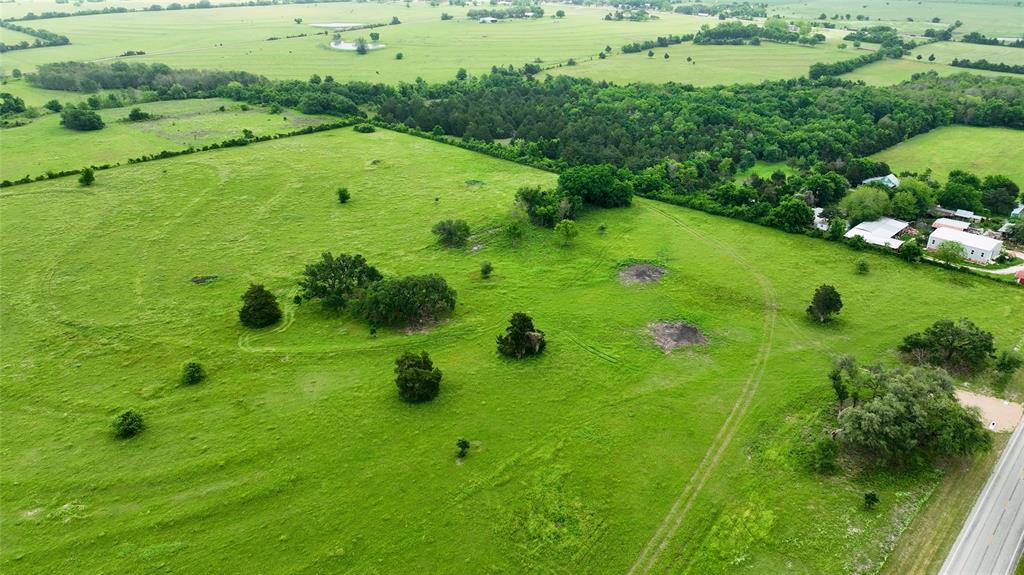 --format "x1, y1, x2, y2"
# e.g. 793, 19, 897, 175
881, 434, 1011, 575
626, 203, 778, 575
871, 126, 1024, 184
